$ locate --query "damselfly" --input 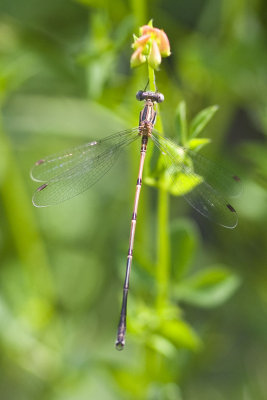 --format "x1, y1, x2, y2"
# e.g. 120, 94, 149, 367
31, 90, 241, 349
